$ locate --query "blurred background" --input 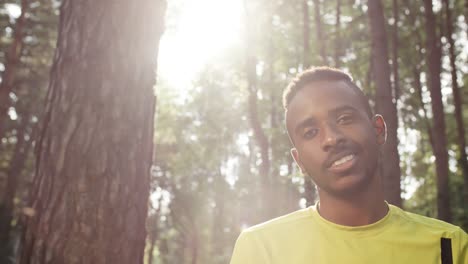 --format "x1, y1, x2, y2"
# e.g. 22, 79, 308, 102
0, 0, 467, 263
